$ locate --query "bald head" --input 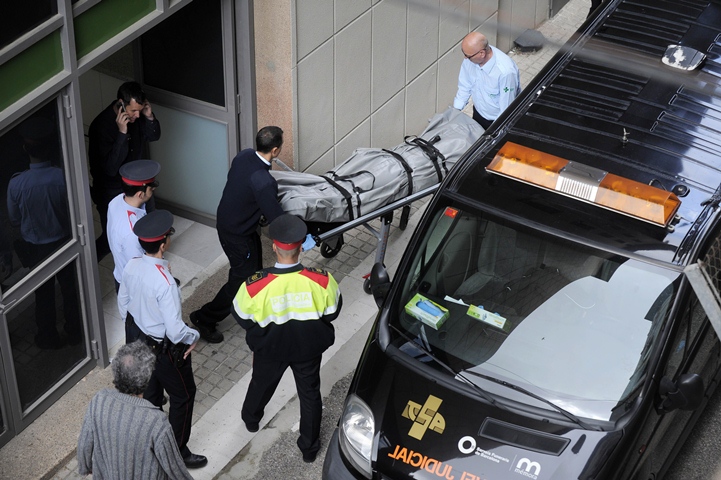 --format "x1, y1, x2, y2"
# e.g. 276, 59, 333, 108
461, 32, 492, 65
